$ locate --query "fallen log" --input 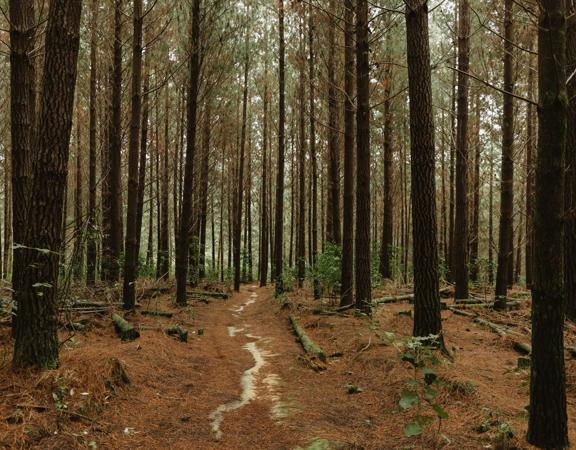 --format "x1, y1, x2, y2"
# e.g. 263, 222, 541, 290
448, 307, 478, 318
141, 310, 173, 318
513, 341, 532, 355
166, 325, 188, 342
474, 318, 522, 337
187, 290, 228, 299
112, 314, 140, 341
373, 287, 452, 306
289, 315, 326, 362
